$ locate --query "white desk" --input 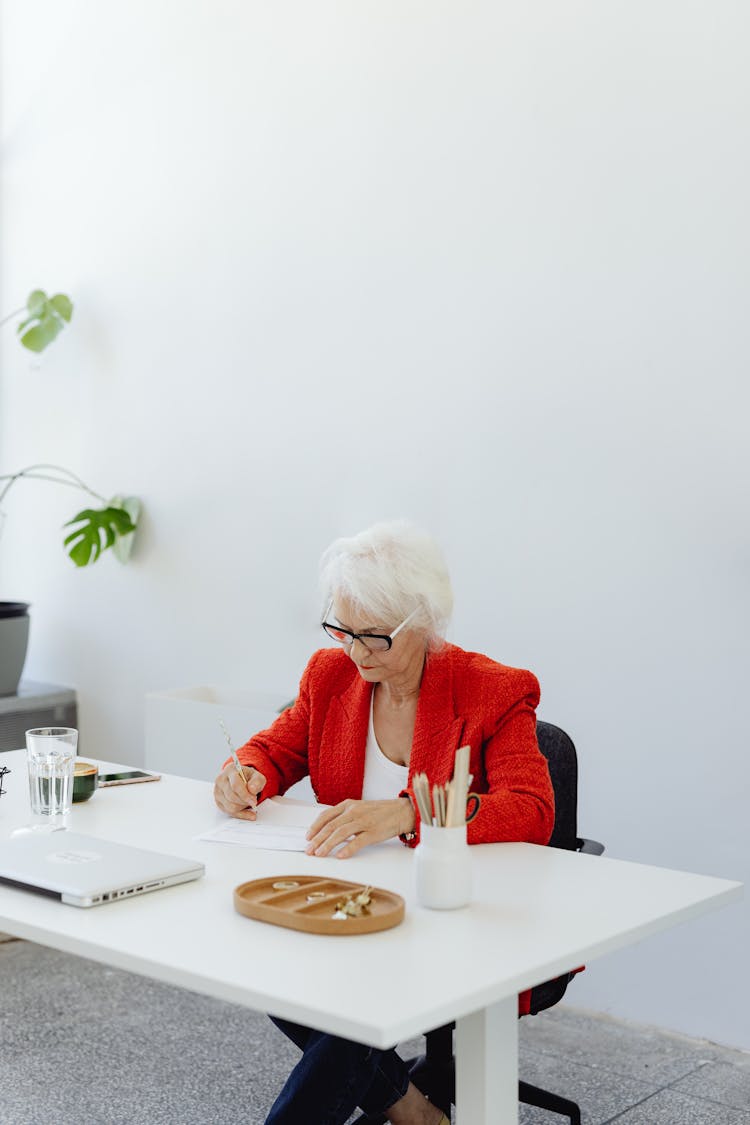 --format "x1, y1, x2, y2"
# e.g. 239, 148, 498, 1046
0, 749, 741, 1124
